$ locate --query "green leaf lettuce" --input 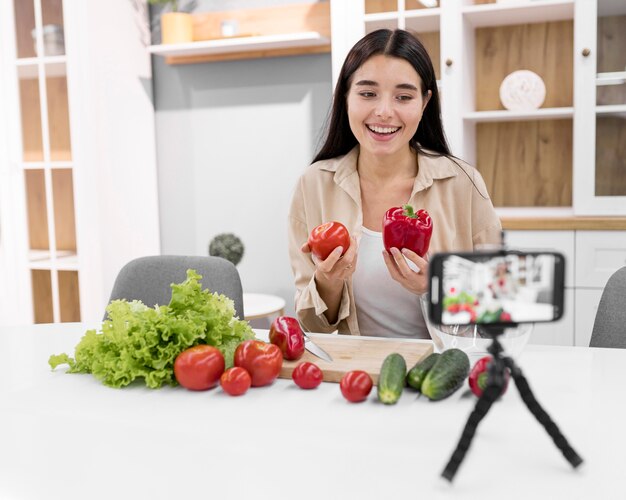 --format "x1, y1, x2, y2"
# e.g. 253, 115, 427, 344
49, 269, 255, 388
